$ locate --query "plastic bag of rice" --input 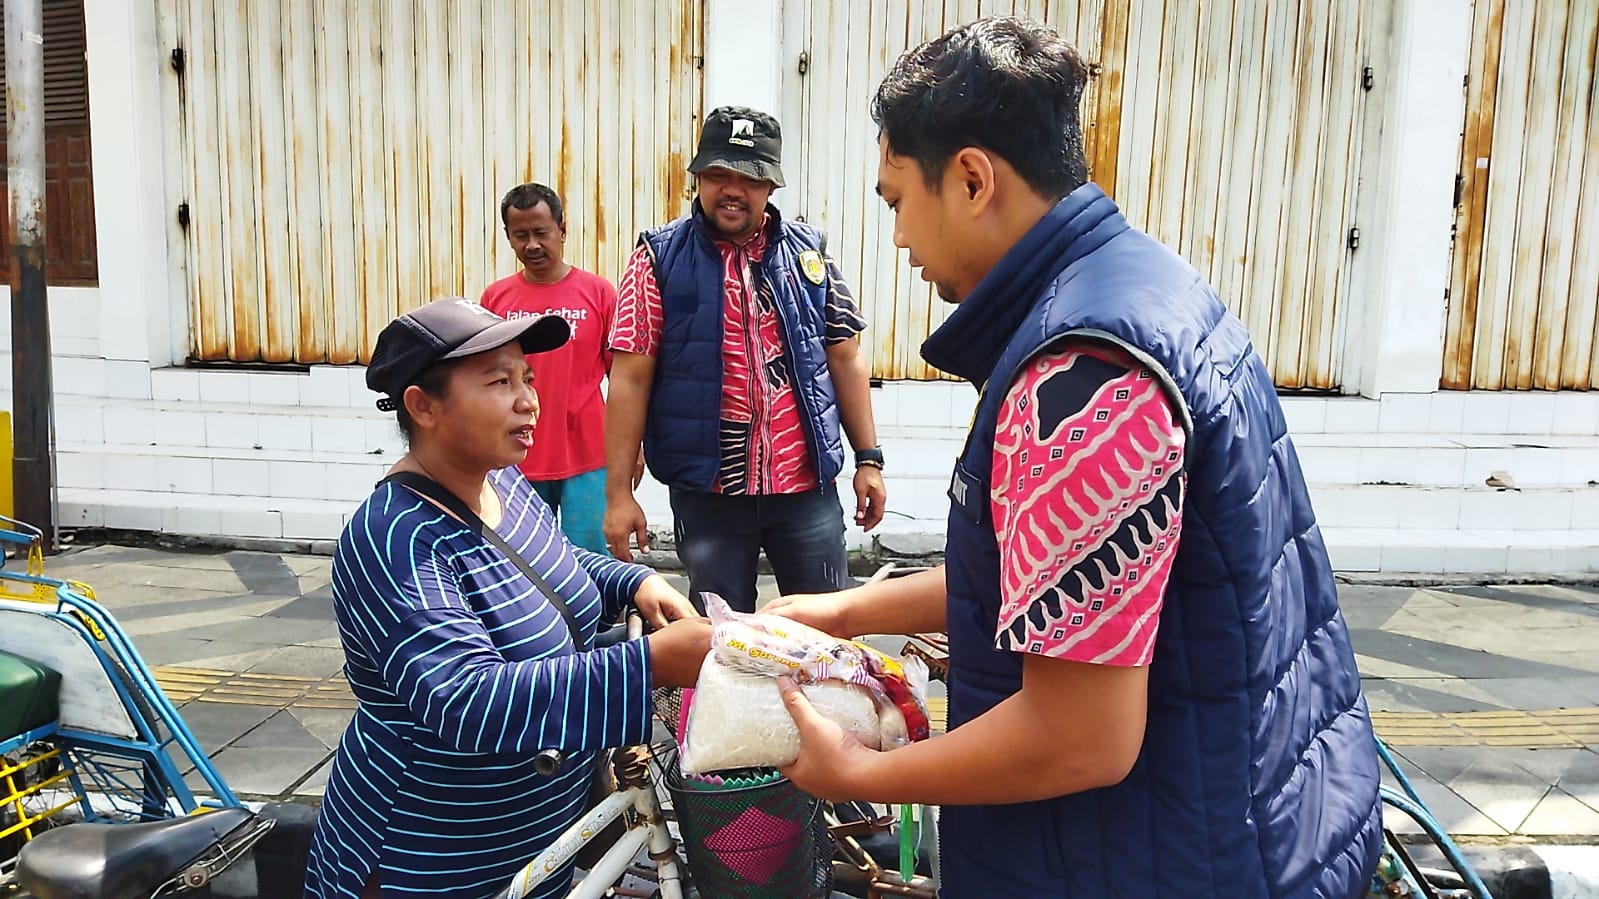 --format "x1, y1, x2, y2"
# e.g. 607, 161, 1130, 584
679, 595, 928, 775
